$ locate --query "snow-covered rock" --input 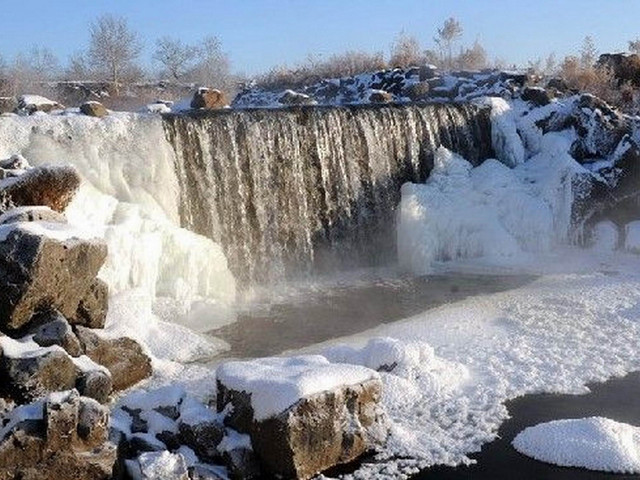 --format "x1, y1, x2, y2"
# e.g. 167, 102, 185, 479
513, 417, 640, 473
